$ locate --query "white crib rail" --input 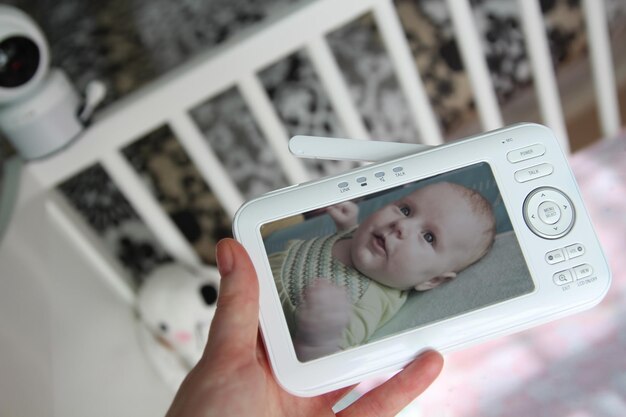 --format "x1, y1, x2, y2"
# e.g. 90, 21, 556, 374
372, 0, 443, 145
518, 0, 571, 152
307, 35, 372, 141
238, 73, 311, 183
28, 0, 384, 187
101, 150, 202, 267
23, 0, 622, 303
168, 112, 245, 217
447, 0, 503, 131
46, 190, 137, 304
583, 0, 622, 138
